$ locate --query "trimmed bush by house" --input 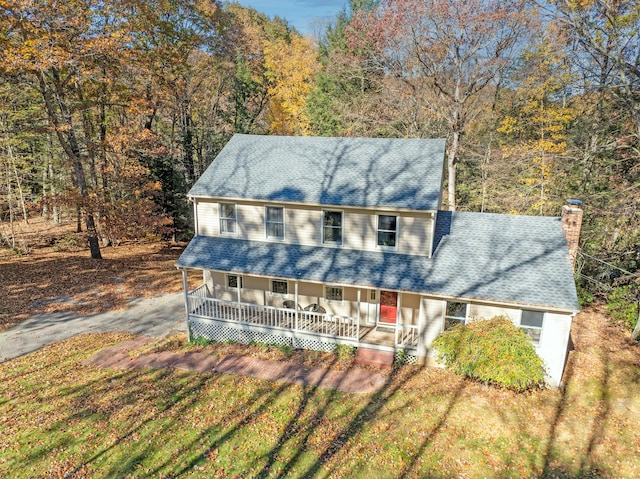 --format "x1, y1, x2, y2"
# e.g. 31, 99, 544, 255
433, 316, 546, 392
